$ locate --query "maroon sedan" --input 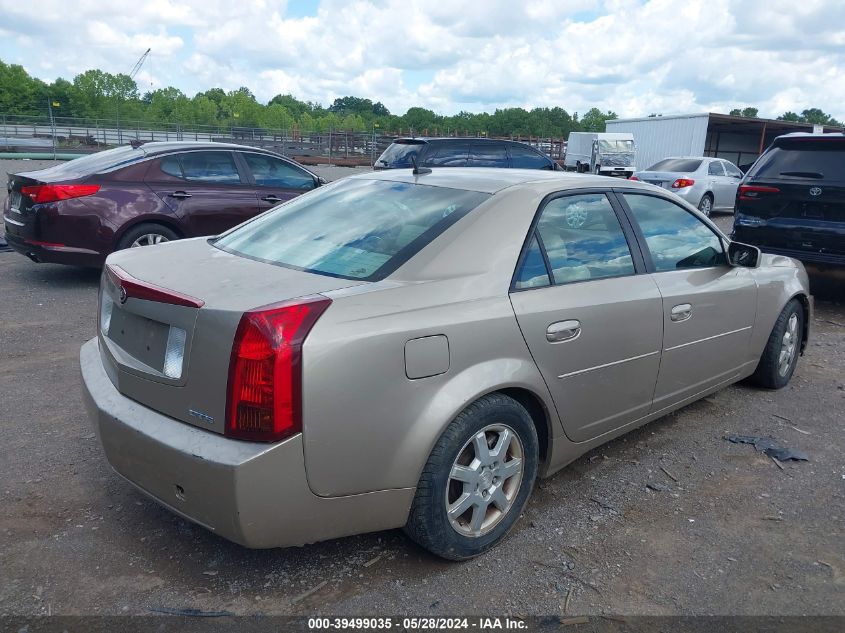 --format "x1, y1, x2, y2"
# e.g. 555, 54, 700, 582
3, 141, 325, 267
